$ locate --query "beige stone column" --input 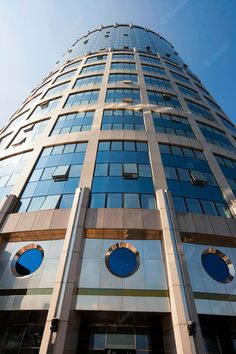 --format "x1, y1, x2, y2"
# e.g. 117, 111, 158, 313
157, 189, 206, 354
39, 187, 90, 354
